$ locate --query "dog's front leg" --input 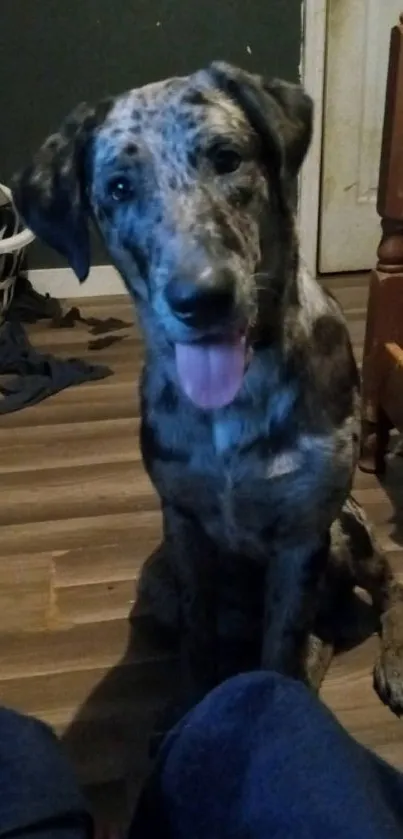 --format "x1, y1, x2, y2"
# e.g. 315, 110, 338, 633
150, 504, 218, 754
160, 504, 219, 716
261, 534, 330, 682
